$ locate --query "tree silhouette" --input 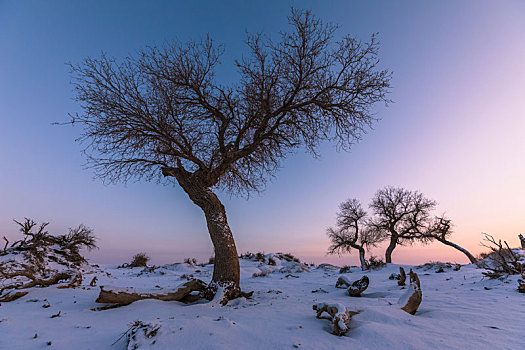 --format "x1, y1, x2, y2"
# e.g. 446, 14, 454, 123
327, 199, 384, 270
68, 9, 391, 300
369, 187, 436, 263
